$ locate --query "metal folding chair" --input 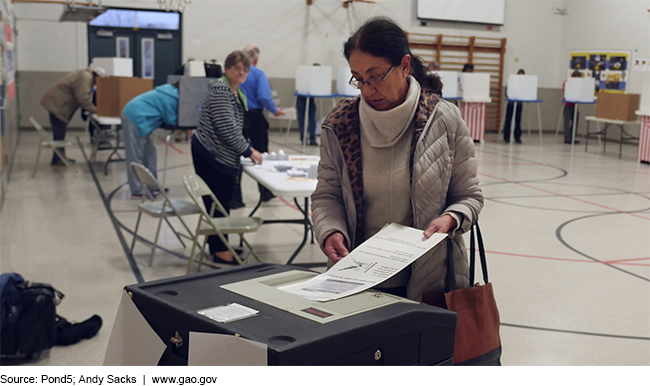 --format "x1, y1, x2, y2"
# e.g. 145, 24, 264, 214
29, 117, 78, 178
129, 163, 201, 266
183, 174, 263, 274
